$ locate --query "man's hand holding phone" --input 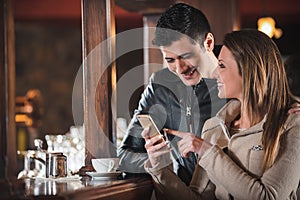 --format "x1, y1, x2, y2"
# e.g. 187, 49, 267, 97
137, 114, 165, 144
138, 114, 171, 169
